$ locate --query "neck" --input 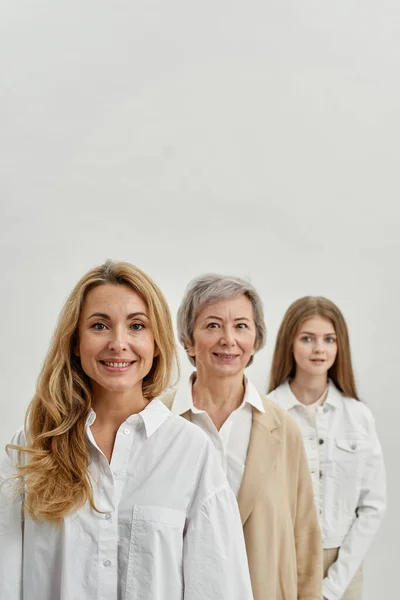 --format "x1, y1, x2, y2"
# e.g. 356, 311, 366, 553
290, 371, 328, 406
192, 368, 245, 413
91, 384, 148, 428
